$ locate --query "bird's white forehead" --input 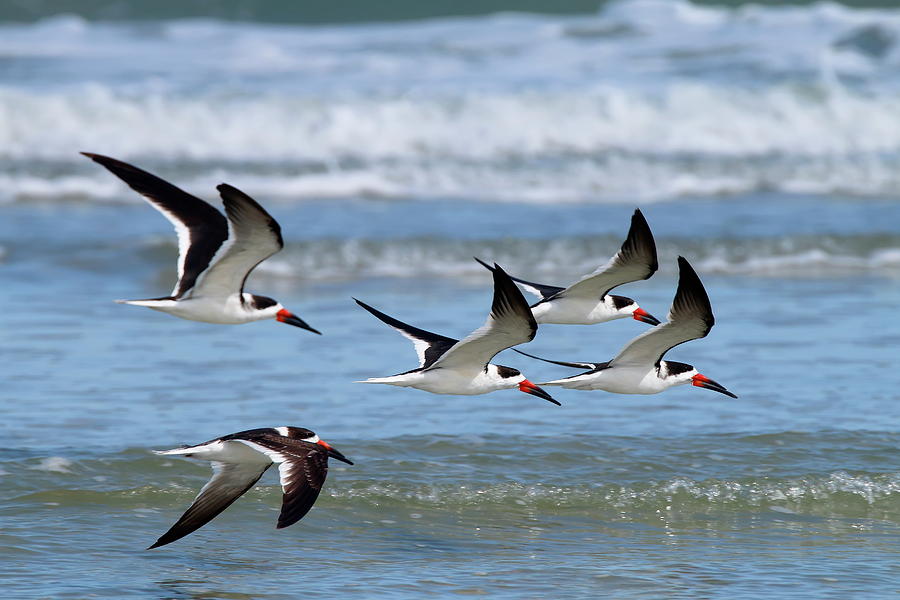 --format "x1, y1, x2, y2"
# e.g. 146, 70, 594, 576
302, 434, 320, 443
